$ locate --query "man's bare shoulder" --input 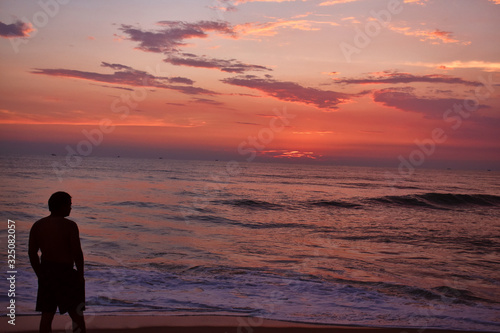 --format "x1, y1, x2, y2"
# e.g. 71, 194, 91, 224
32, 216, 79, 229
